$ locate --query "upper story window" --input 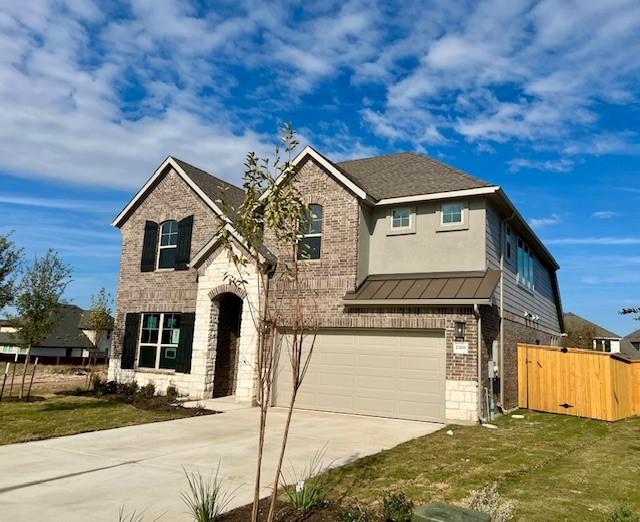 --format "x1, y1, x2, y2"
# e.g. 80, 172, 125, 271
505, 225, 512, 261
140, 216, 193, 272
158, 220, 178, 269
441, 202, 463, 225
138, 312, 181, 370
391, 208, 412, 229
517, 239, 535, 289
297, 204, 323, 260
